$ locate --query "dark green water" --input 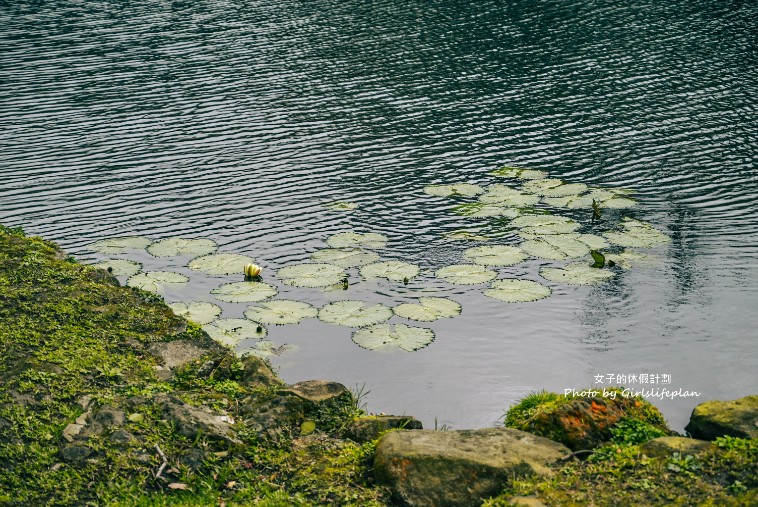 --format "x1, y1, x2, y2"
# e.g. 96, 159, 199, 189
1, 0, 756, 431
